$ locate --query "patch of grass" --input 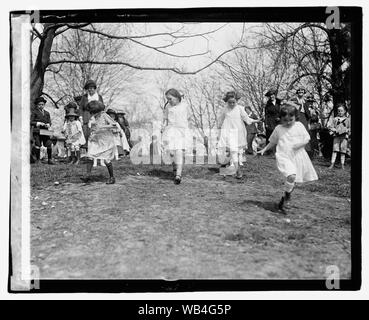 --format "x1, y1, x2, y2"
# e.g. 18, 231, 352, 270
31, 154, 350, 198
